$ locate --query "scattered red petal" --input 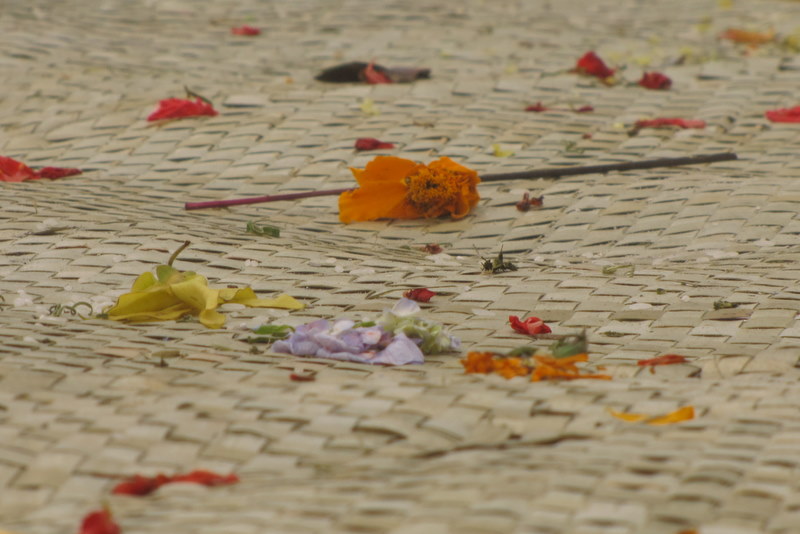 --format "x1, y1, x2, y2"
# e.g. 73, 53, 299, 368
231, 25, 261, 36
354, 138, 395, 151
169, 470, 239, 487
525, 102, 548, 112
363, 62, 392, 84
421, 243, 443, 254
509, 315, 552, 336
516, 192, 543, 212
0, 155, 39, 182
147, 97, 218, 121
582, 133, 593, 139
575, 105, 594, 112
638, 72, 672, 90
573, 51, 615, 79
765, 106, 800, 123
37, 166, 83, 179
637, 354, 688, 366
290, 372, 316, 382
634, 118, 706, 129
404, 288, 437, 303
79, 509, 120, 534
112, 474, 170, 496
